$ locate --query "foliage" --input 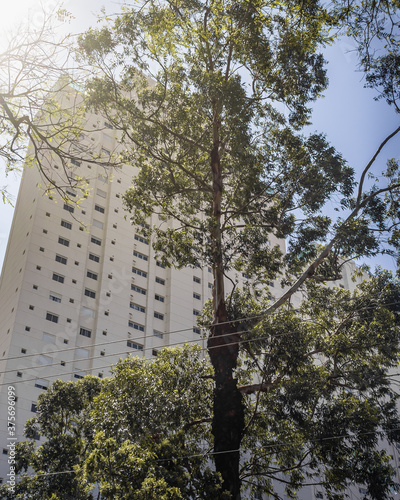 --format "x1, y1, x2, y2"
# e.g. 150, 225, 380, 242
0, 346, 223, 499
0, 10, 118, 204
2, 273, 400, 499
74, 0, 400, 498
